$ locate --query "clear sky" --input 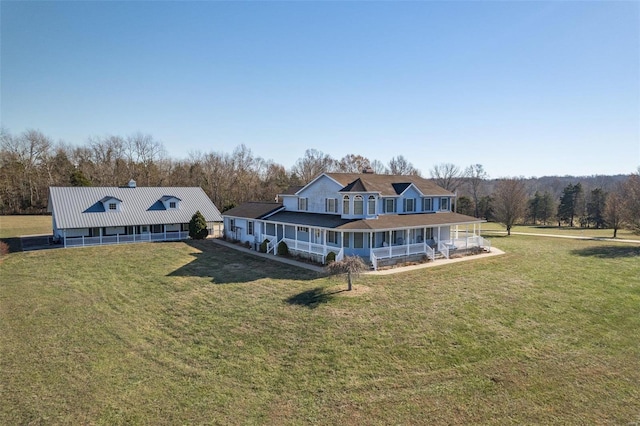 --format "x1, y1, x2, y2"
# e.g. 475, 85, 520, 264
2, 1, 639, 178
